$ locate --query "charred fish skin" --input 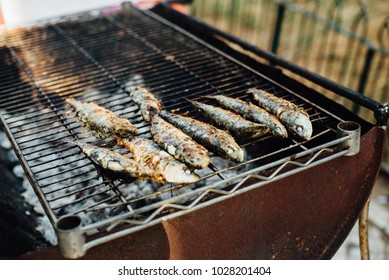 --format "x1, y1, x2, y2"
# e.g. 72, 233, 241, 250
129, 86, 162, 123
210, 95, 288, 138
66, 98, 138, 138
150, 115, 210, 169
159, 111, 244, 163
249, 88, 313, 140
73, 141, 157, 181
118, 136, 200, 184
190, 100, 269, 139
